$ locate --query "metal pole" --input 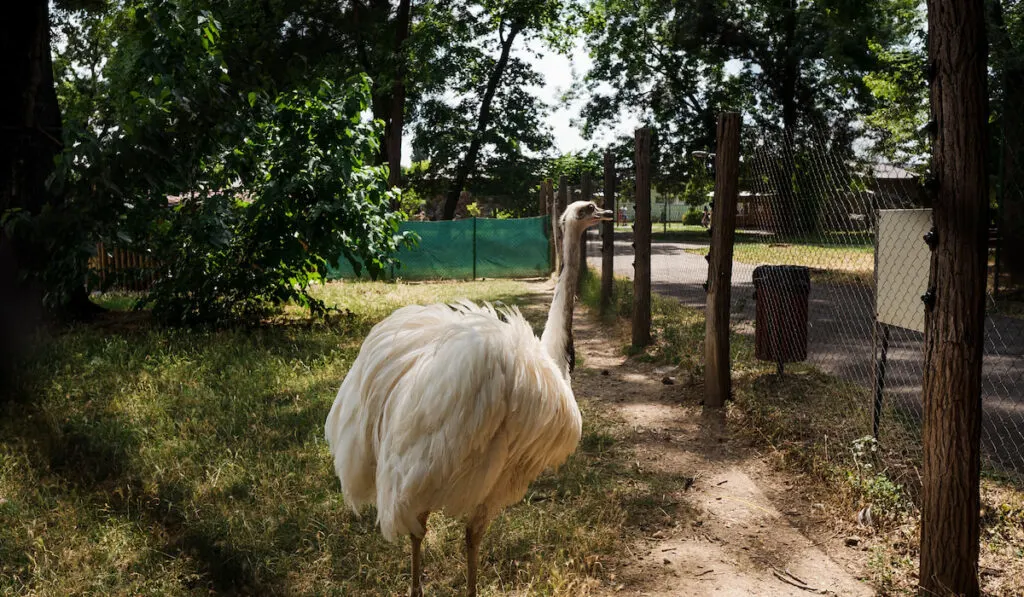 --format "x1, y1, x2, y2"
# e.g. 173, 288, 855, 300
872, 322, 890, 439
